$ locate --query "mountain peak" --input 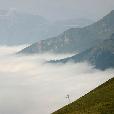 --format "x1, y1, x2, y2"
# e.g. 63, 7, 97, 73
102, 10, 114, 20
110, 10, 114, 14
107, 10, 114, 17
